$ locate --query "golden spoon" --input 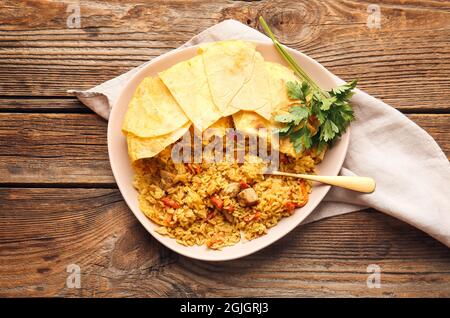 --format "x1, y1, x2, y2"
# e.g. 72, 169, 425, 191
266, 170, 376, 193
